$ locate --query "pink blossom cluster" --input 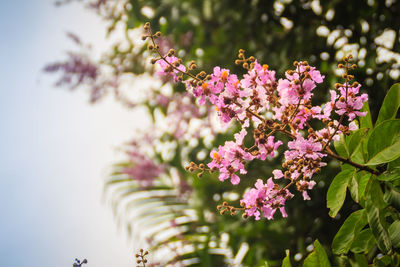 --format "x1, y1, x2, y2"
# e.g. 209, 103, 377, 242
241, 179, 293, 220
157, 56, 369, 220
324, 83, 368, 121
